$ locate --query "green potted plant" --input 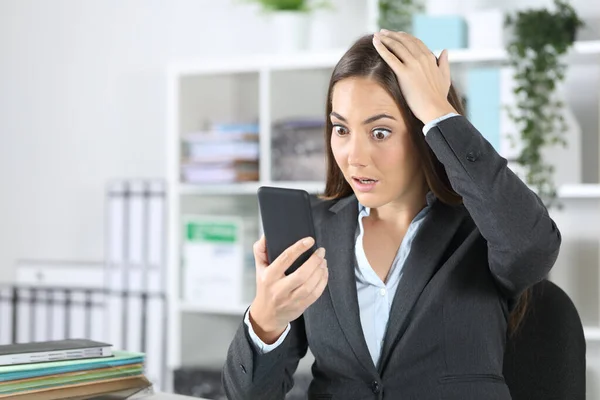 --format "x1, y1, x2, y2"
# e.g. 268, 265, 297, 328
247, 0, 331, 52
250, 0, 325, 11
504, 0, 583, 207
378, 0, 424, 33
